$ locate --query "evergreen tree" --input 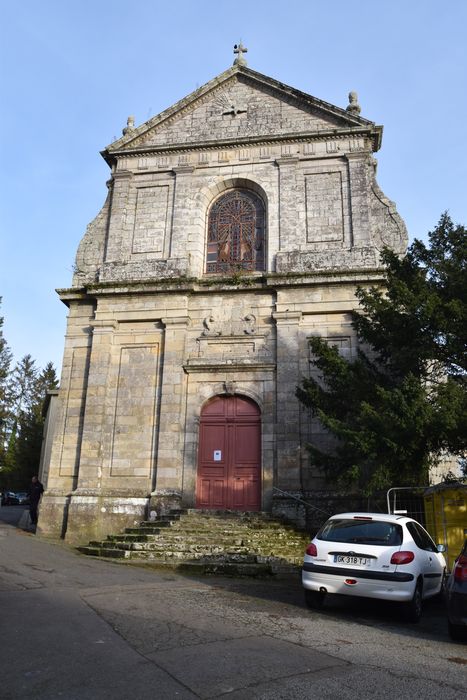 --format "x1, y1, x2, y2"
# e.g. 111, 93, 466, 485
10, 361, 58, 488
297, 214, 467, 495
0, 300, 60, 490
